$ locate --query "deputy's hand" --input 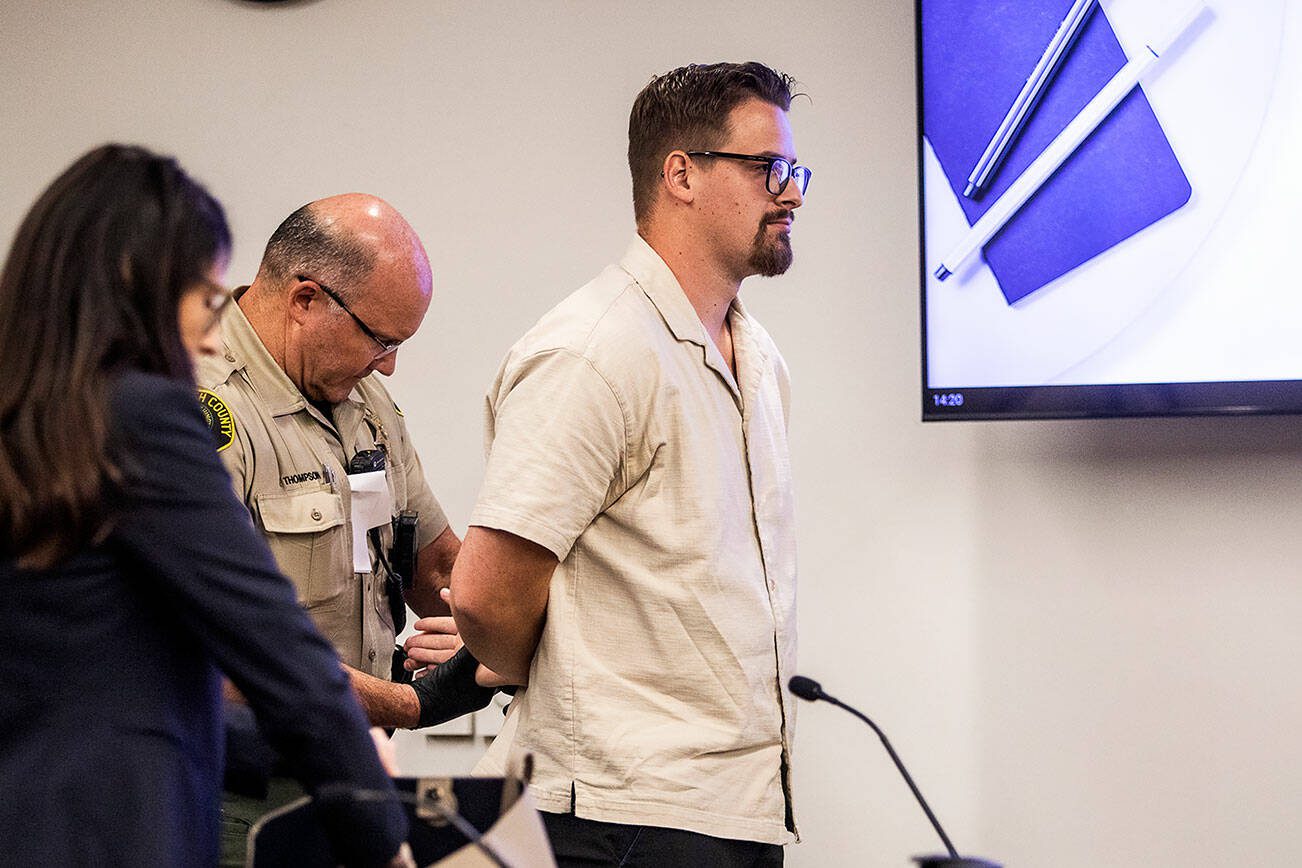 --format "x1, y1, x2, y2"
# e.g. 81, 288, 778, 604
409, 645, 497, 728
